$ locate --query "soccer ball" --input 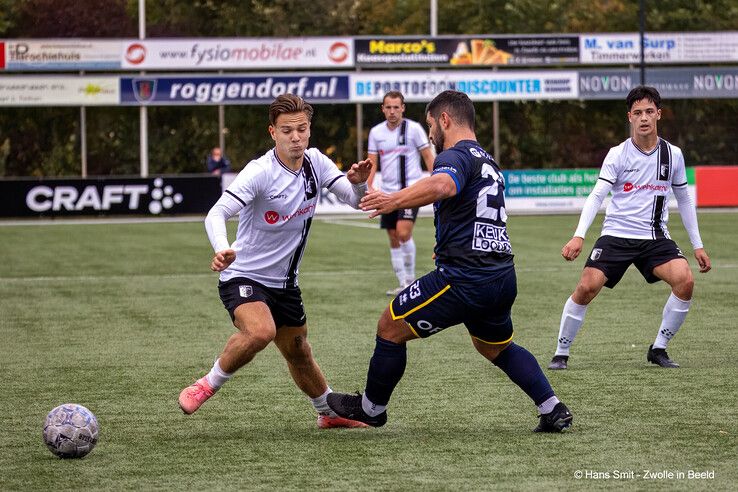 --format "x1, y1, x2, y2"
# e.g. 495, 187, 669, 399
43, 404, 99, 459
